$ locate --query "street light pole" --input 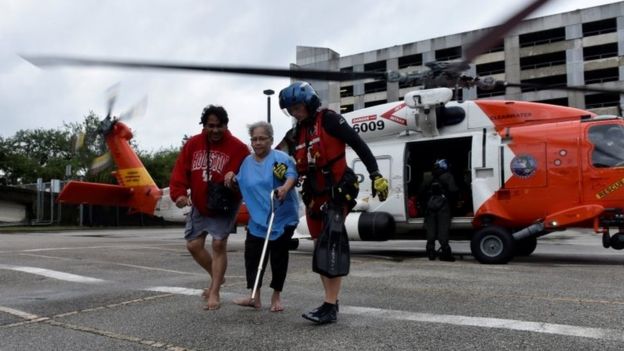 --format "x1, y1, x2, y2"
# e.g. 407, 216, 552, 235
263, 89, 274, 123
